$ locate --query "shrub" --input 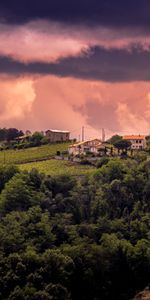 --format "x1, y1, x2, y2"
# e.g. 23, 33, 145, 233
96, 157, 109, 168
